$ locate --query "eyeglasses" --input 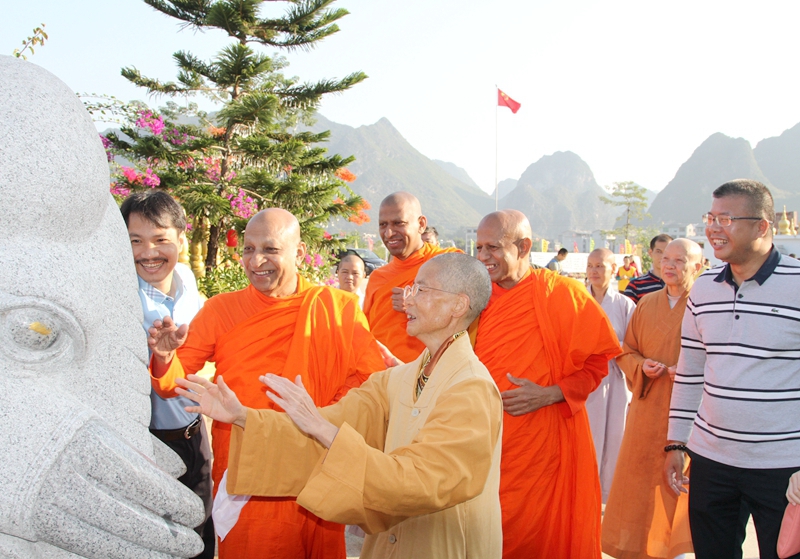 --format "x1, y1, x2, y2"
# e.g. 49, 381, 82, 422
701, 213, 768, 227
403, 283, 461, 299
